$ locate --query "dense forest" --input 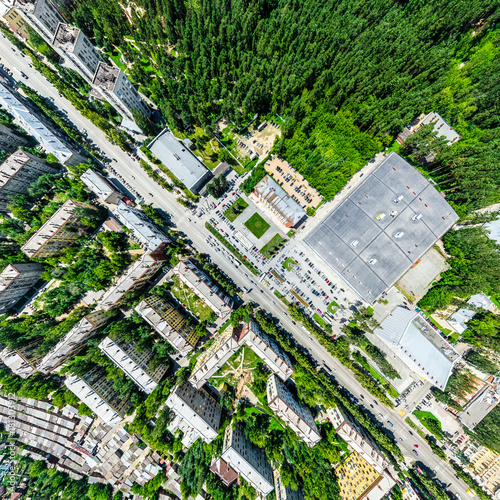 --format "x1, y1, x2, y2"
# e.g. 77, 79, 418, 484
64, 0, 500, 205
